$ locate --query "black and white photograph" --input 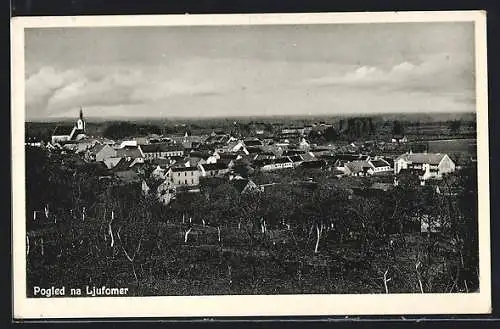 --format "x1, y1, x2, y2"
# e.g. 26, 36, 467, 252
11, 11, 490, 318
